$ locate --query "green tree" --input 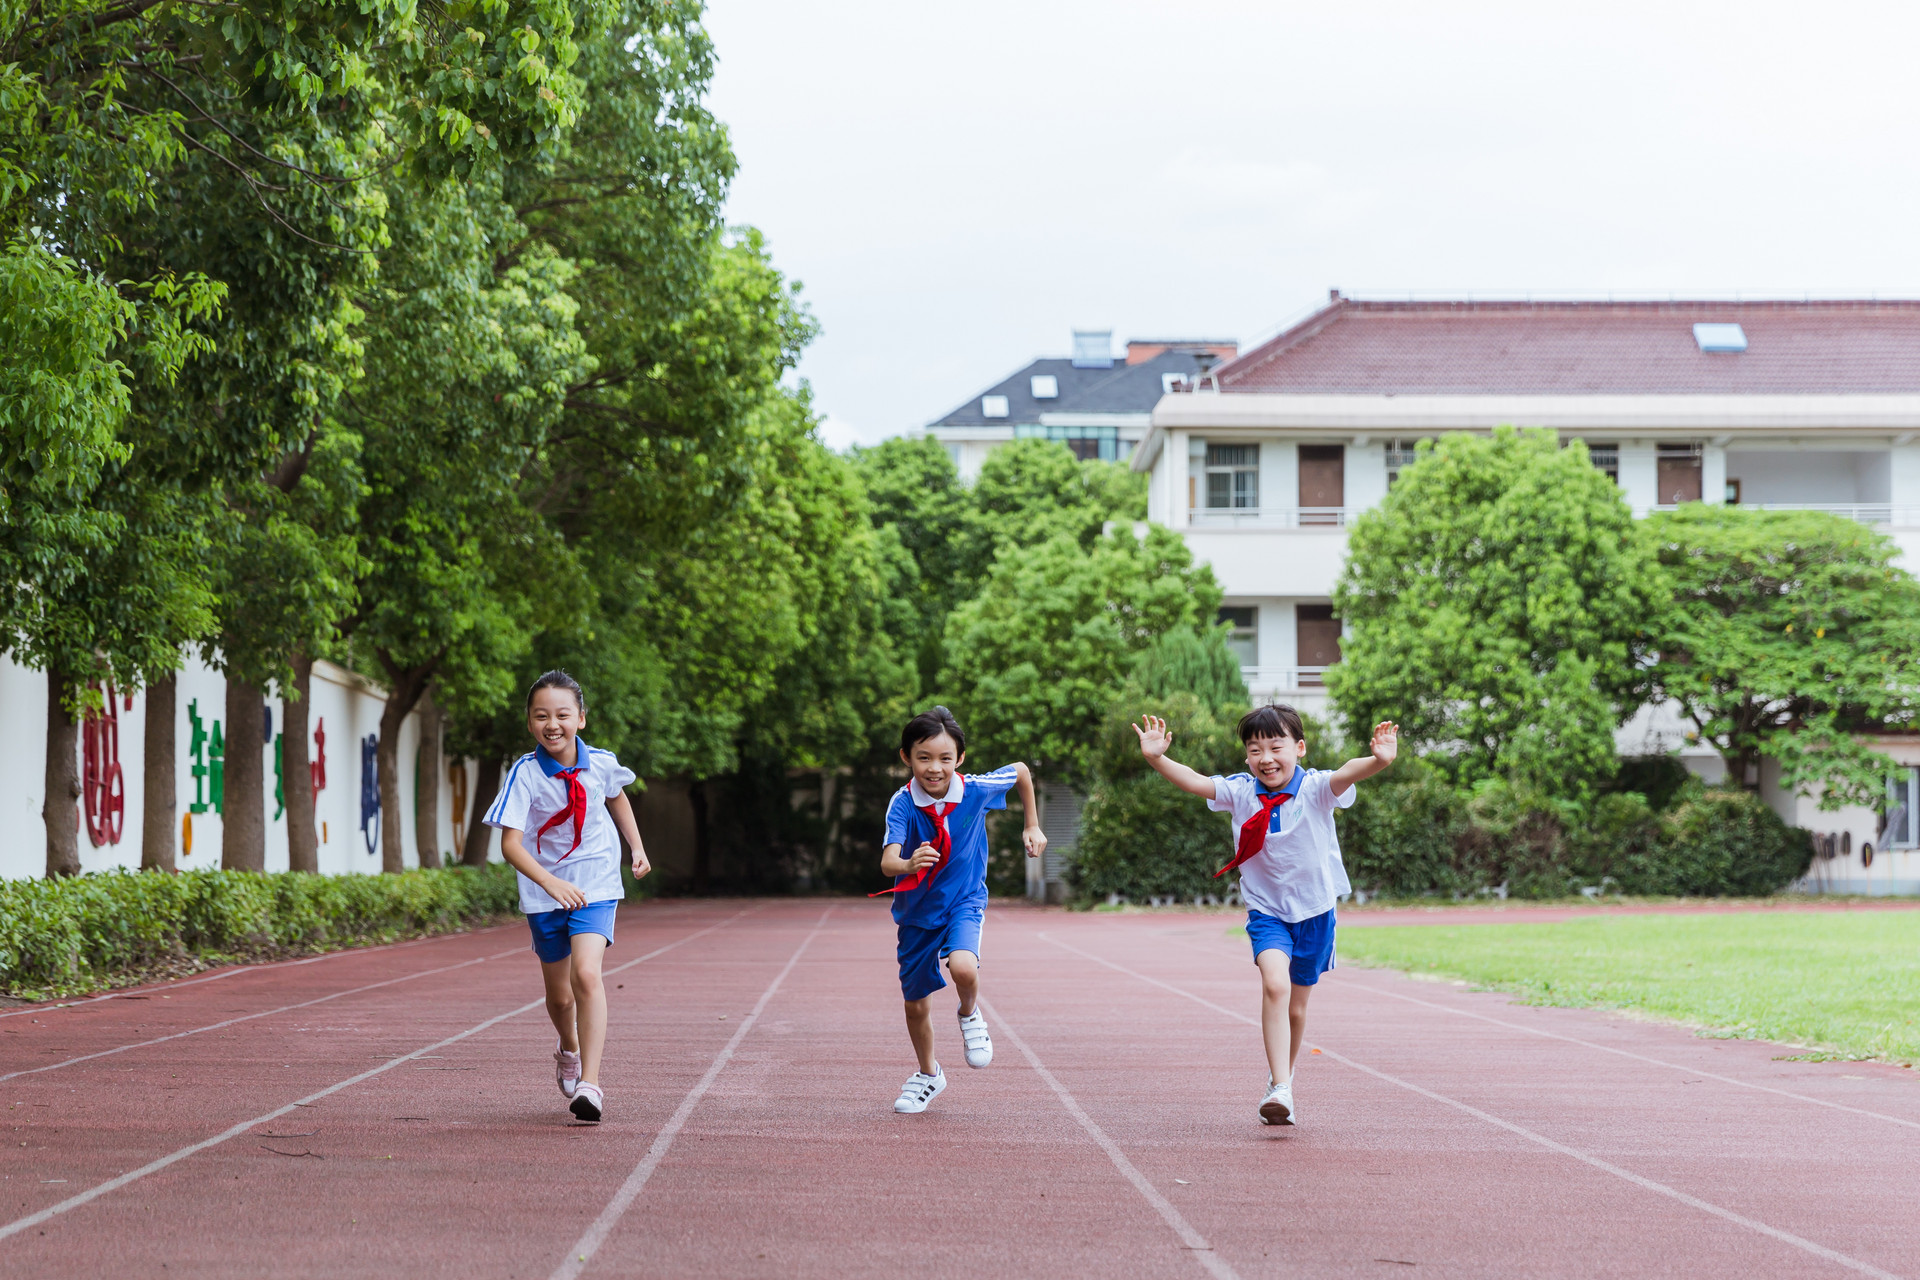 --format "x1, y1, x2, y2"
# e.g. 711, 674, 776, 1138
942, 525, 1223, 781
1645, 505, 1920, 809
1330, 428, 1663, 801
